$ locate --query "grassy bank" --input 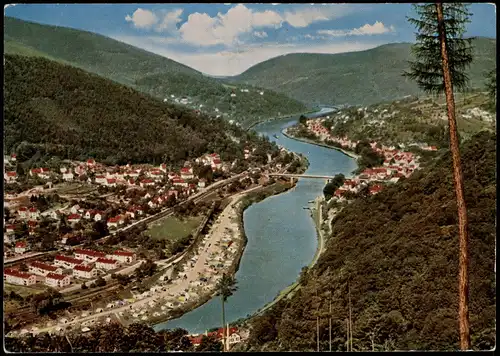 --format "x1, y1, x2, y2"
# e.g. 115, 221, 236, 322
282, 128, 360, 160
244, 107, 320, 131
